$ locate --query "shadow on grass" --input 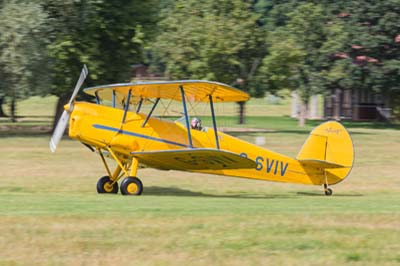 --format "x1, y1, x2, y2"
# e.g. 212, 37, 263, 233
146, 186, 364, 198
307, 120, 400, 130
229, 131, 308, 137
145, 186, 294, 199
296, 191, 363, 197
0, 131, 51, 137
229, 130, 372, 137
